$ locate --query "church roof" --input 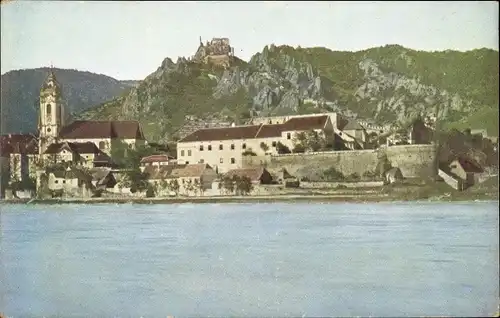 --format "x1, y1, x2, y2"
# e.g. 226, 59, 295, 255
59, 120, 145, 140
